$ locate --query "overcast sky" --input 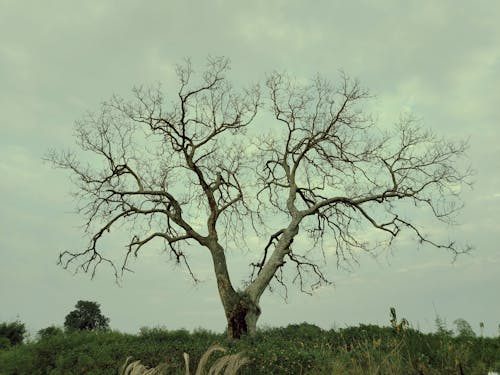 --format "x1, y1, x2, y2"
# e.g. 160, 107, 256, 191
1, 0, 499, 338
